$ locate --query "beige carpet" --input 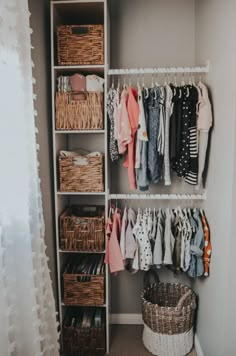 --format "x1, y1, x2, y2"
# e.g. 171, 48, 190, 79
107, 325, 196, 356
